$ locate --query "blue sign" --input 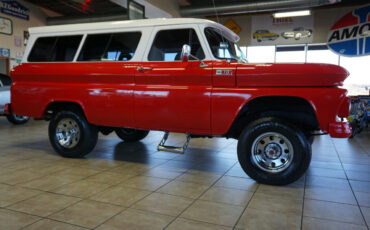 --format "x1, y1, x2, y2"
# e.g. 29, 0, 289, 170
0, 0, 29, 21
0, 48, 10, 57
328, 4, 370, 57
